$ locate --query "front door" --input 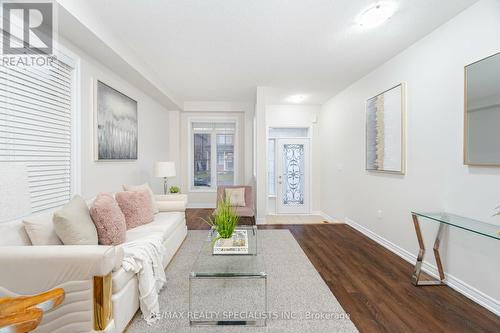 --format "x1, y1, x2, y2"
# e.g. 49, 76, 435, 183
276, 138, 310, 214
